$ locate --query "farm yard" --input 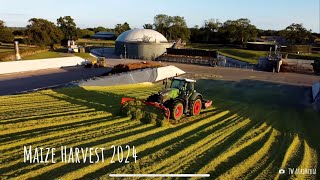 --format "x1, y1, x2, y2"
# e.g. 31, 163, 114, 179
0, 78, 319, 179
